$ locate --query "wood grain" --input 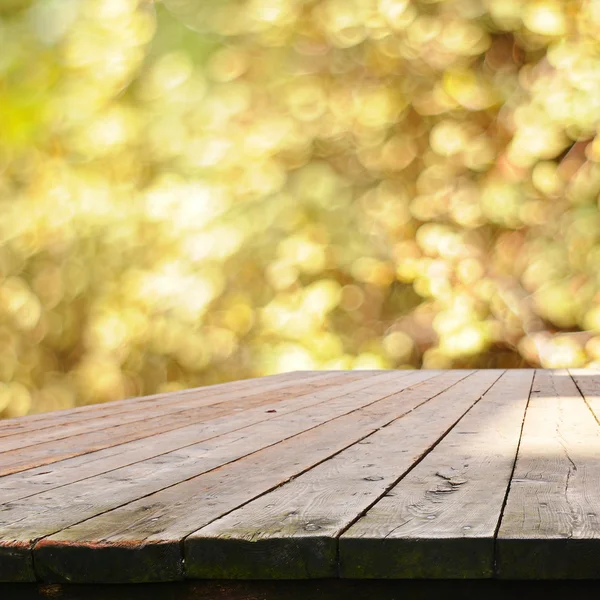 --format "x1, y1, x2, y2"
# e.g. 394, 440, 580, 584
0, 372, 339, 449
0, 372, 376, 477
184, 370, 503, 579
339, 369, 533, 579
31, 371, 465, 583
0, 370, 428, 582
0, 373, 378, 502
496, 369, 600, 579
0, 371, 318, 437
